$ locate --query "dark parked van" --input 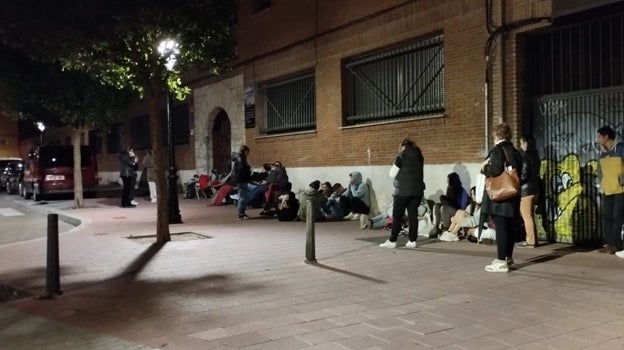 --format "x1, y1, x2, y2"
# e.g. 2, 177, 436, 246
22, 145, 99, 201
